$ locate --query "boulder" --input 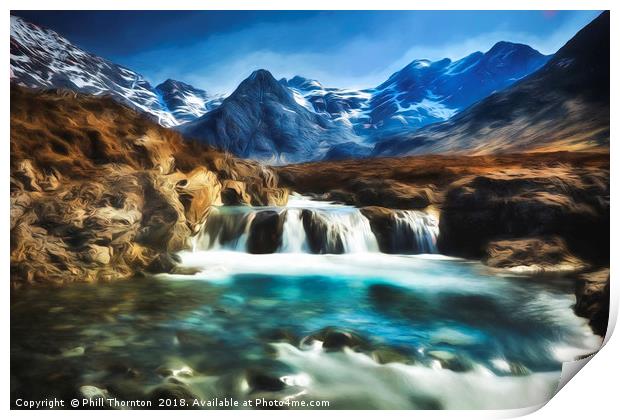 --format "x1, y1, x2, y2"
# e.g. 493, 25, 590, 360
136, 173, 190, 252
360, 206, 395, 252
246, 211, 285, 254
80, 244, 112, 265
483, 236, 588, 273
301, 327, 369, 352
301, 209, 344, 254
145, 253, 180, 274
